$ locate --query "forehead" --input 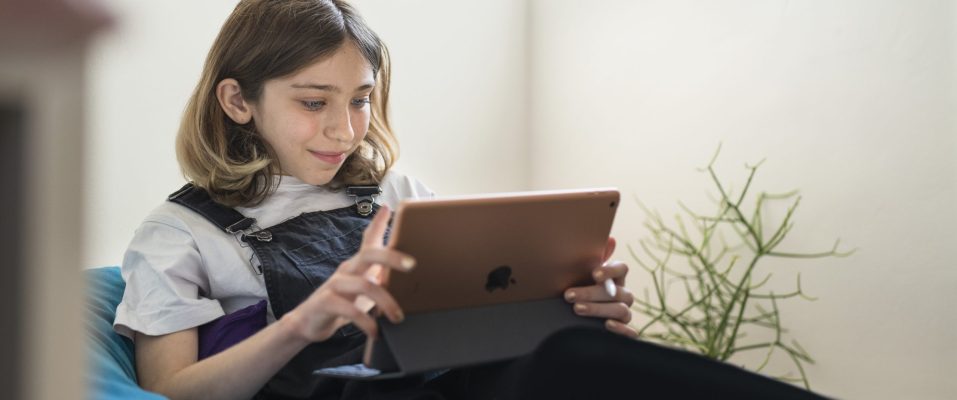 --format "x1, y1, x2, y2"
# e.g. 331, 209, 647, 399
279, 42, 375, 86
